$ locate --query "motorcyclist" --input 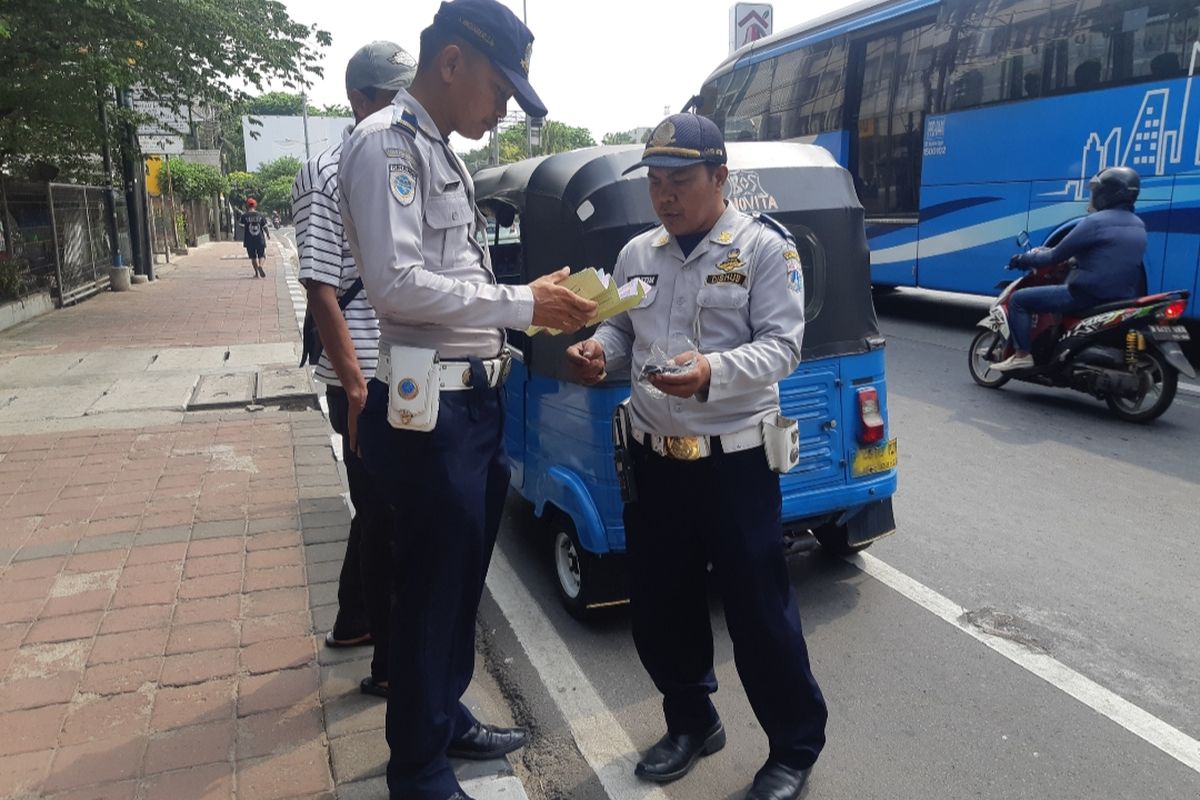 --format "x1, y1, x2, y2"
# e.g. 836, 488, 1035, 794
993, 166, 1147, 372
